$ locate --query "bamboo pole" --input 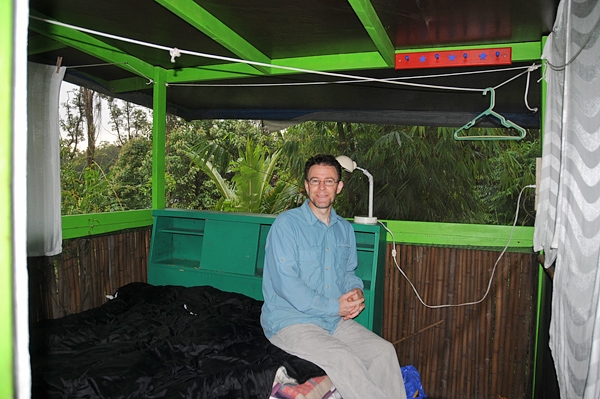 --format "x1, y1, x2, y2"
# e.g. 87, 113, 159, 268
392, 319, 445, 345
